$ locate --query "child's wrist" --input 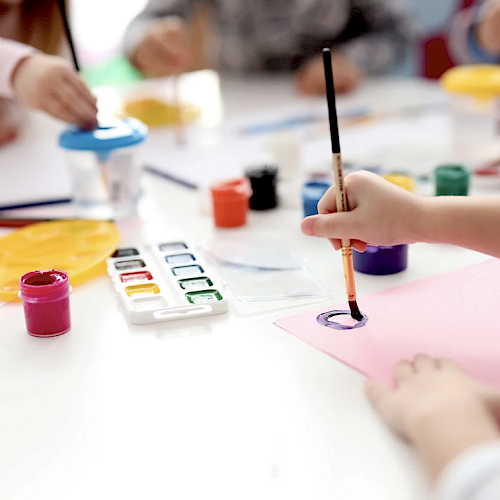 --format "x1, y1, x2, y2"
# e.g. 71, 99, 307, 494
408, 398, 500, 479
10, 54, 36, 96
407, 196, 431, 244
